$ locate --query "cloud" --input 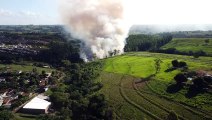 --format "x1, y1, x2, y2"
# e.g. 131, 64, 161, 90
0, 9, 59, 25
18, 11, 43, 18
0, 9, 45, 18
0, 9, 14, 17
